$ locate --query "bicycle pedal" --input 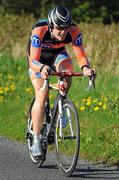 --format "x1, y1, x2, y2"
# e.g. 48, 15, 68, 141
48, 132, 55, 144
